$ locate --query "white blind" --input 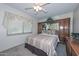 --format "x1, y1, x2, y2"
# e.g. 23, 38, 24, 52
3, 12, 32, 35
